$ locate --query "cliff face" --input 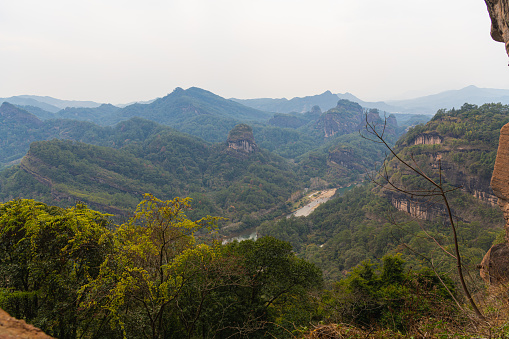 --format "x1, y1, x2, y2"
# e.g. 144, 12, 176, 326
388, 191, 448, 221
226, 124, 257, 154
485, 0, 509, 56
314, 101, 395, 139
491, 123, 509, 235
481, 123, 509, 284
480, 1, 509, 284
412, 132, 442, 145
